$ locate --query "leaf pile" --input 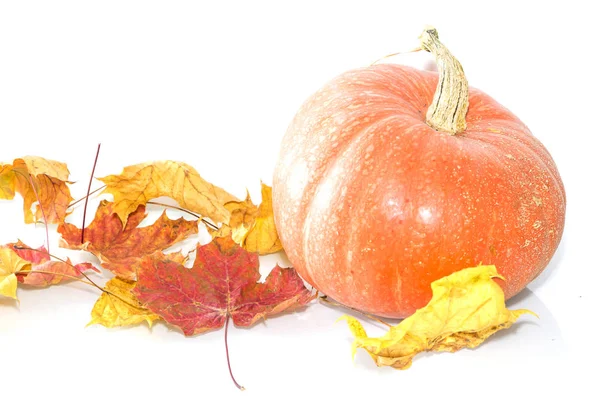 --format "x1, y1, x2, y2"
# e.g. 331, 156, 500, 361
0, 155, 308, 389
